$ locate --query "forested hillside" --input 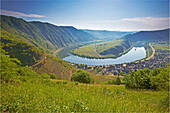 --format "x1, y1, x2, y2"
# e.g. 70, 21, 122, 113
1, 15, 98, 53
1, 28, 44, 66
123, 28, 169, 42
